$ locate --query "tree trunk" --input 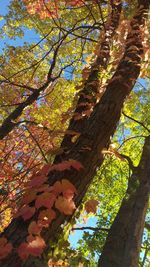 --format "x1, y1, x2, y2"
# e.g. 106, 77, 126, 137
0, 1, 149, 266
98, 135, 150, 267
